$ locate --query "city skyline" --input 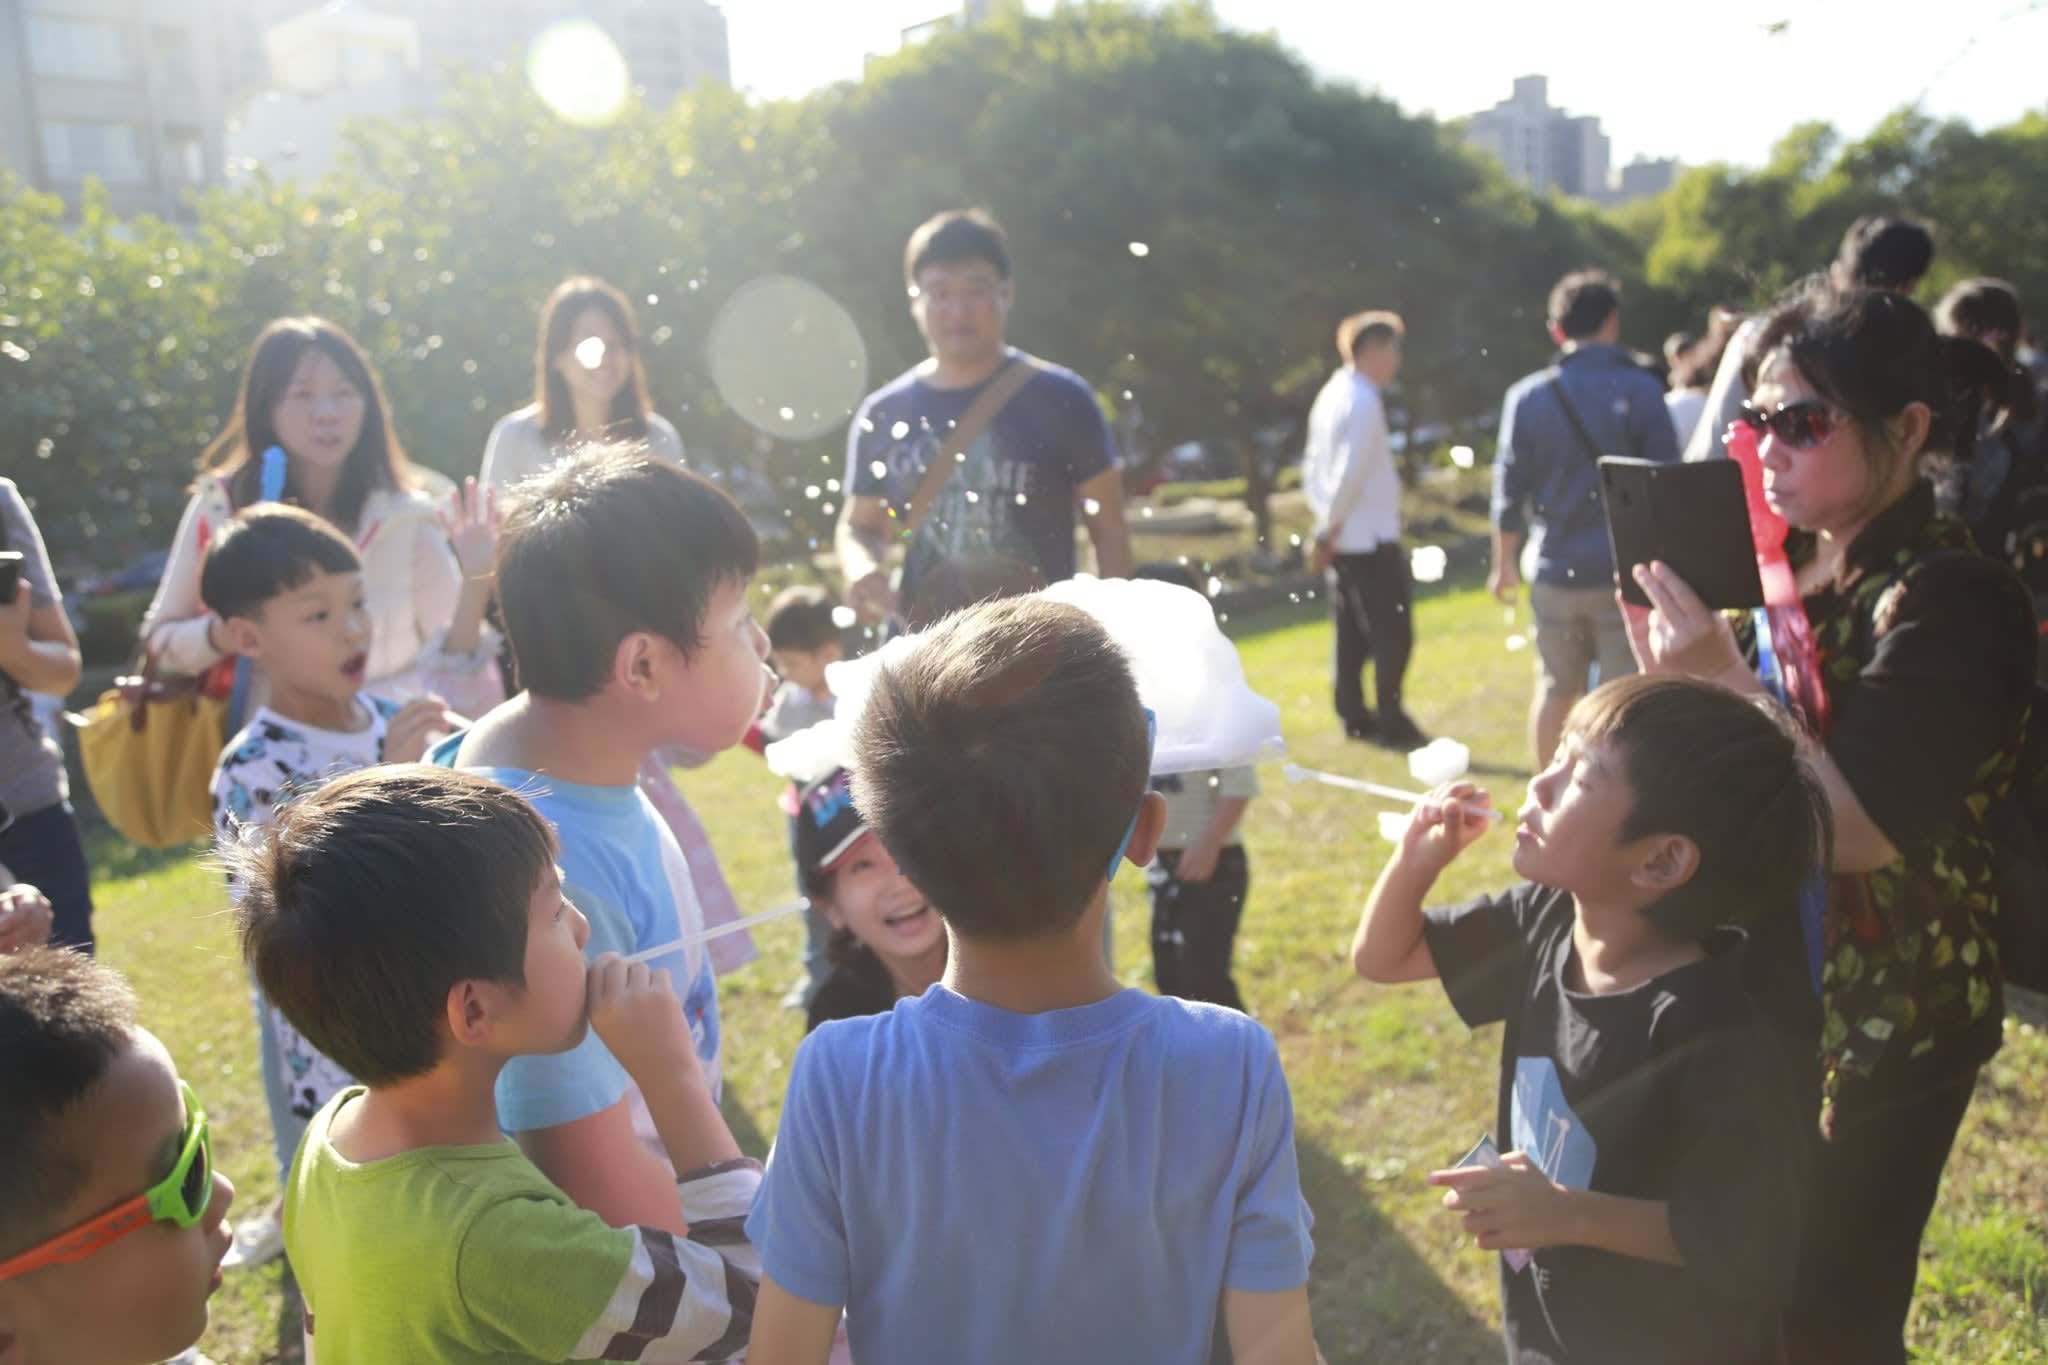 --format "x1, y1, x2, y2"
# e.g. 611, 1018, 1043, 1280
725, 0, 2048, 170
